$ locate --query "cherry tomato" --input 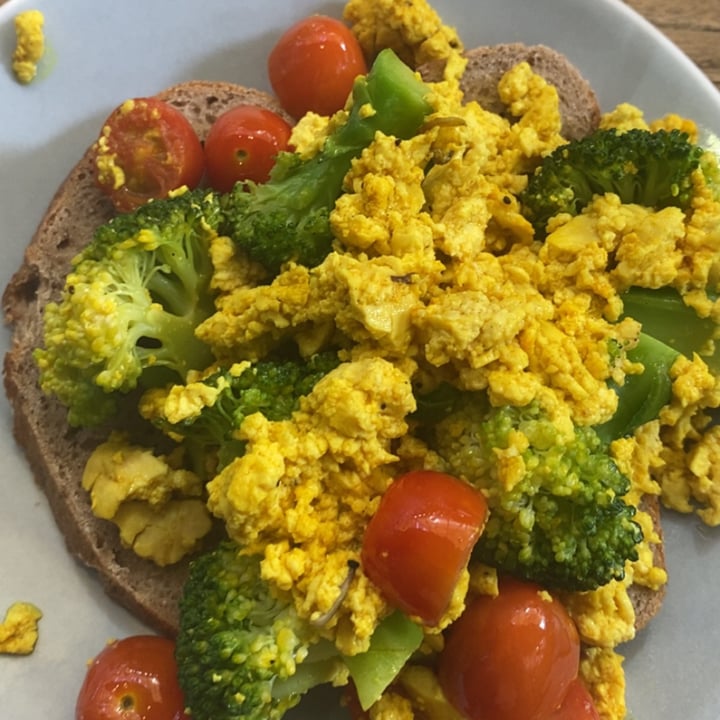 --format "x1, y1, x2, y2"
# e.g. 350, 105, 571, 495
361, 470, 488, 625
203, 104, 293, 192
438, 579, 581, 720
268, 15, 368, 119
548, 678, 601, 720
75, 635, 189, 720
93, 97, 205, 212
